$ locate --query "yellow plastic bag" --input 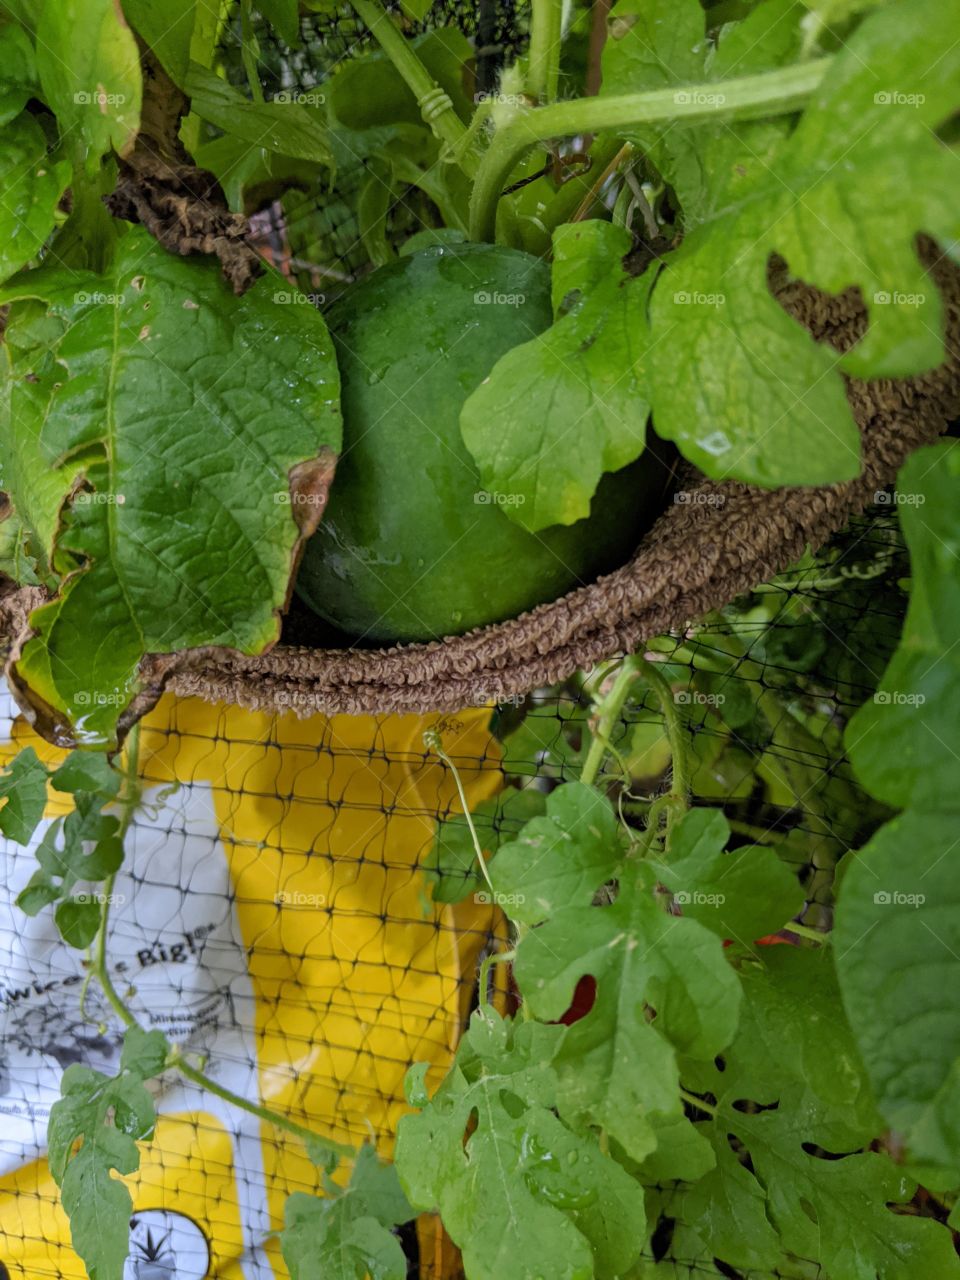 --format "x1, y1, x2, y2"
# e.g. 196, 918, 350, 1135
0, 689, 502, 1278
